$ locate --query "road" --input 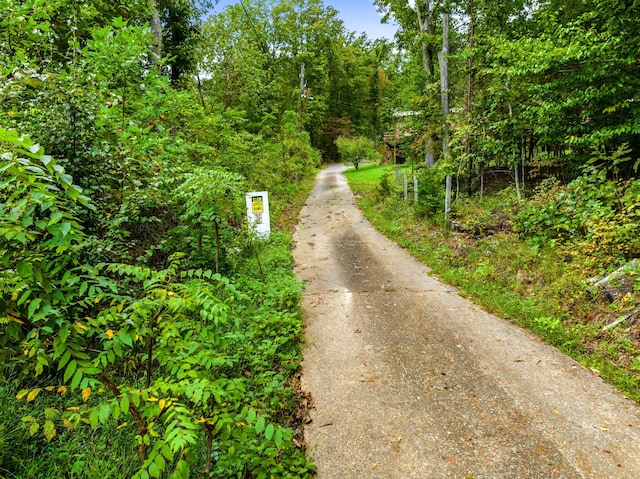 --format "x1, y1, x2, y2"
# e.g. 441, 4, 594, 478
293, 164, 640, 479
